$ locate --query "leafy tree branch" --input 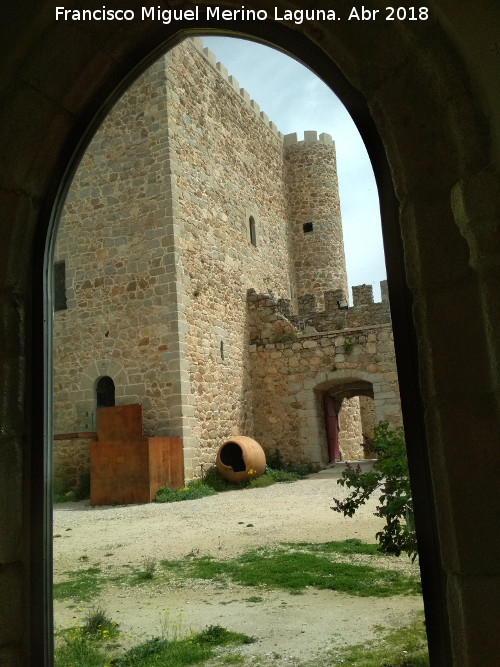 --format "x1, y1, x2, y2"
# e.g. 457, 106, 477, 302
332, 421, 418, 561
